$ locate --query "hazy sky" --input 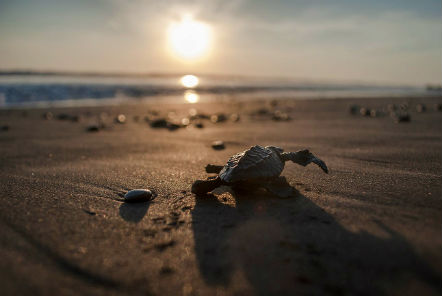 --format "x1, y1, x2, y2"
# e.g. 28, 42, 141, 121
0, 0, 441, 84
